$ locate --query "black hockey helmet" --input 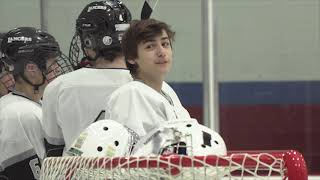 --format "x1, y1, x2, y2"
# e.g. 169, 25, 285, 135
0, 27, 74, 89
1, 27, 73, 81
1, 27, 59, 73
69, 0, 131, 66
